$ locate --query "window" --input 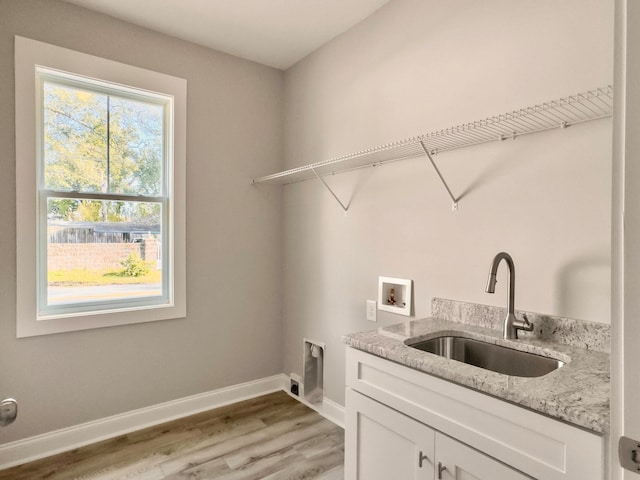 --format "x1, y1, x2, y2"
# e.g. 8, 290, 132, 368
16, 37, 186, 337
